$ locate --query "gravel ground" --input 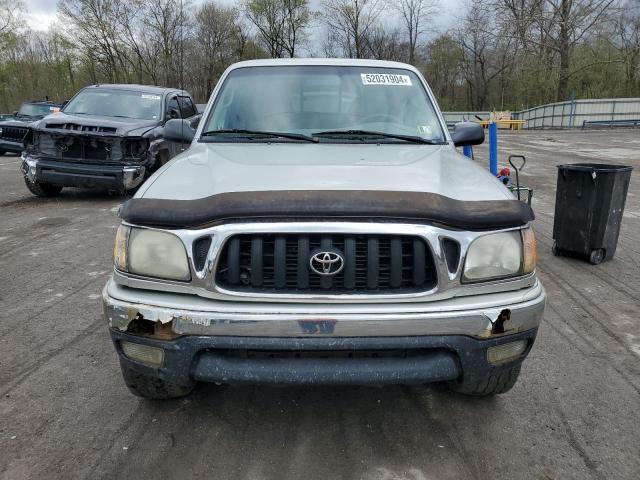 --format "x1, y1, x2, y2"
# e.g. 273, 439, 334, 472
0, 129, 639, 480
